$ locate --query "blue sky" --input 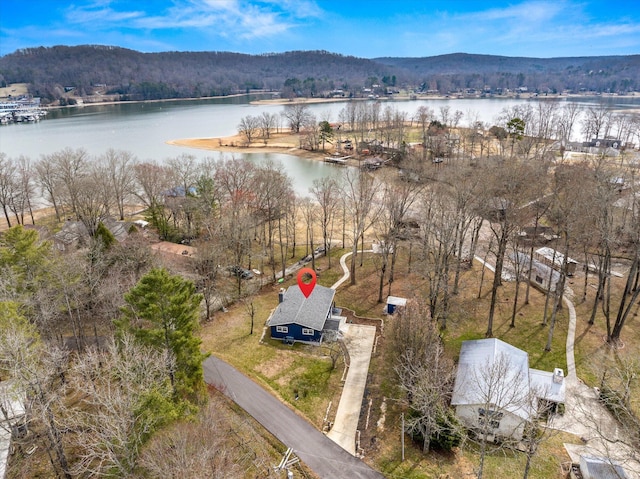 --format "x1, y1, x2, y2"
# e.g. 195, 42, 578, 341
1, 0, 639, 58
